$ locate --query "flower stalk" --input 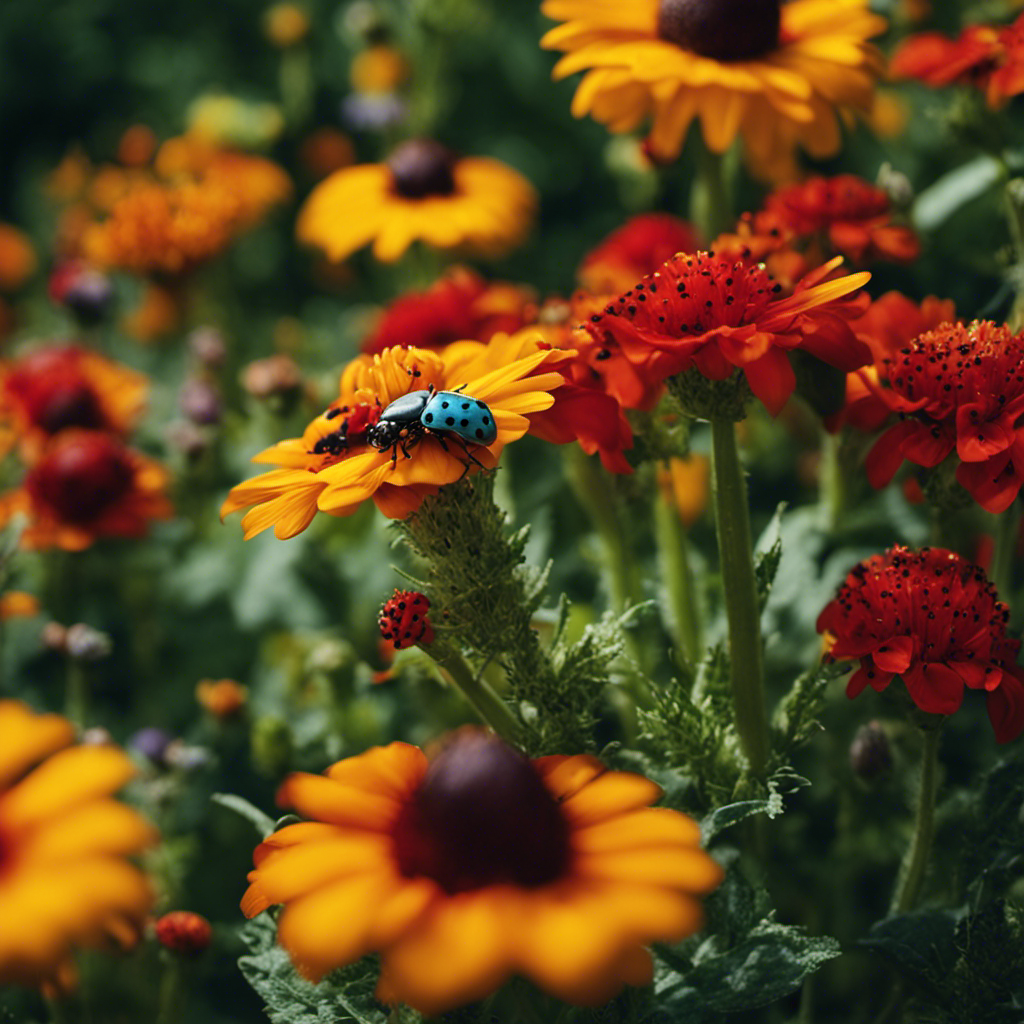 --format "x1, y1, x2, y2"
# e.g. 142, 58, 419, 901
654, 482, 702, 670
710, 416, 770, 777
989, 502, 1020, 610
890, 726, 941, 915
690, 144, 734, 242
